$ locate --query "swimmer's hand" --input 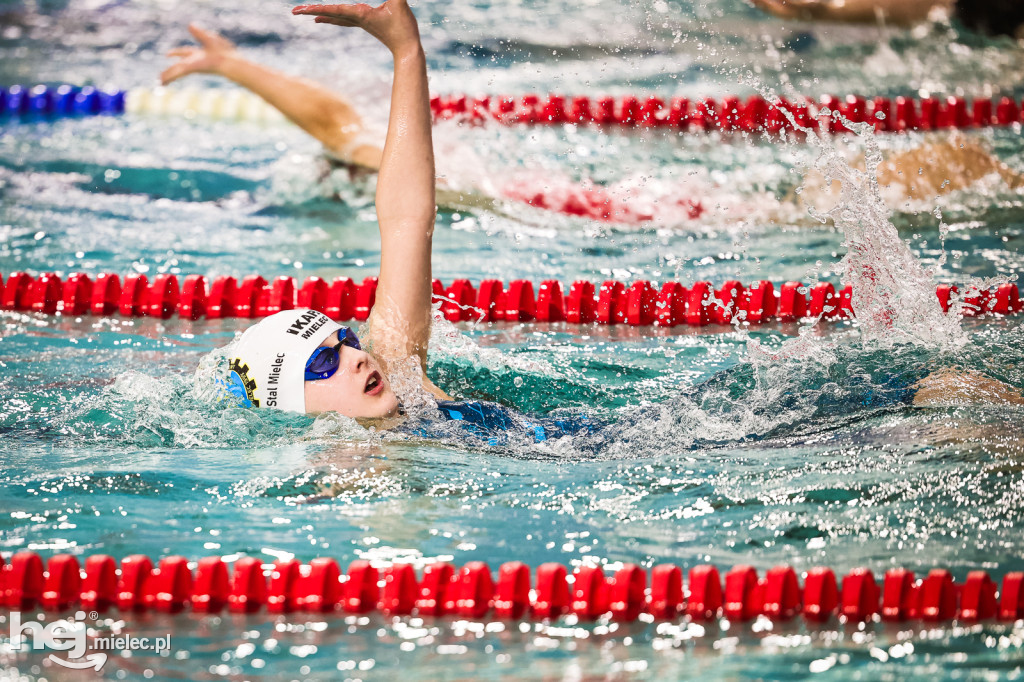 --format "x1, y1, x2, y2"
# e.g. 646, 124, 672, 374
161, 24, 238, 85
292, 0, 422, 56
